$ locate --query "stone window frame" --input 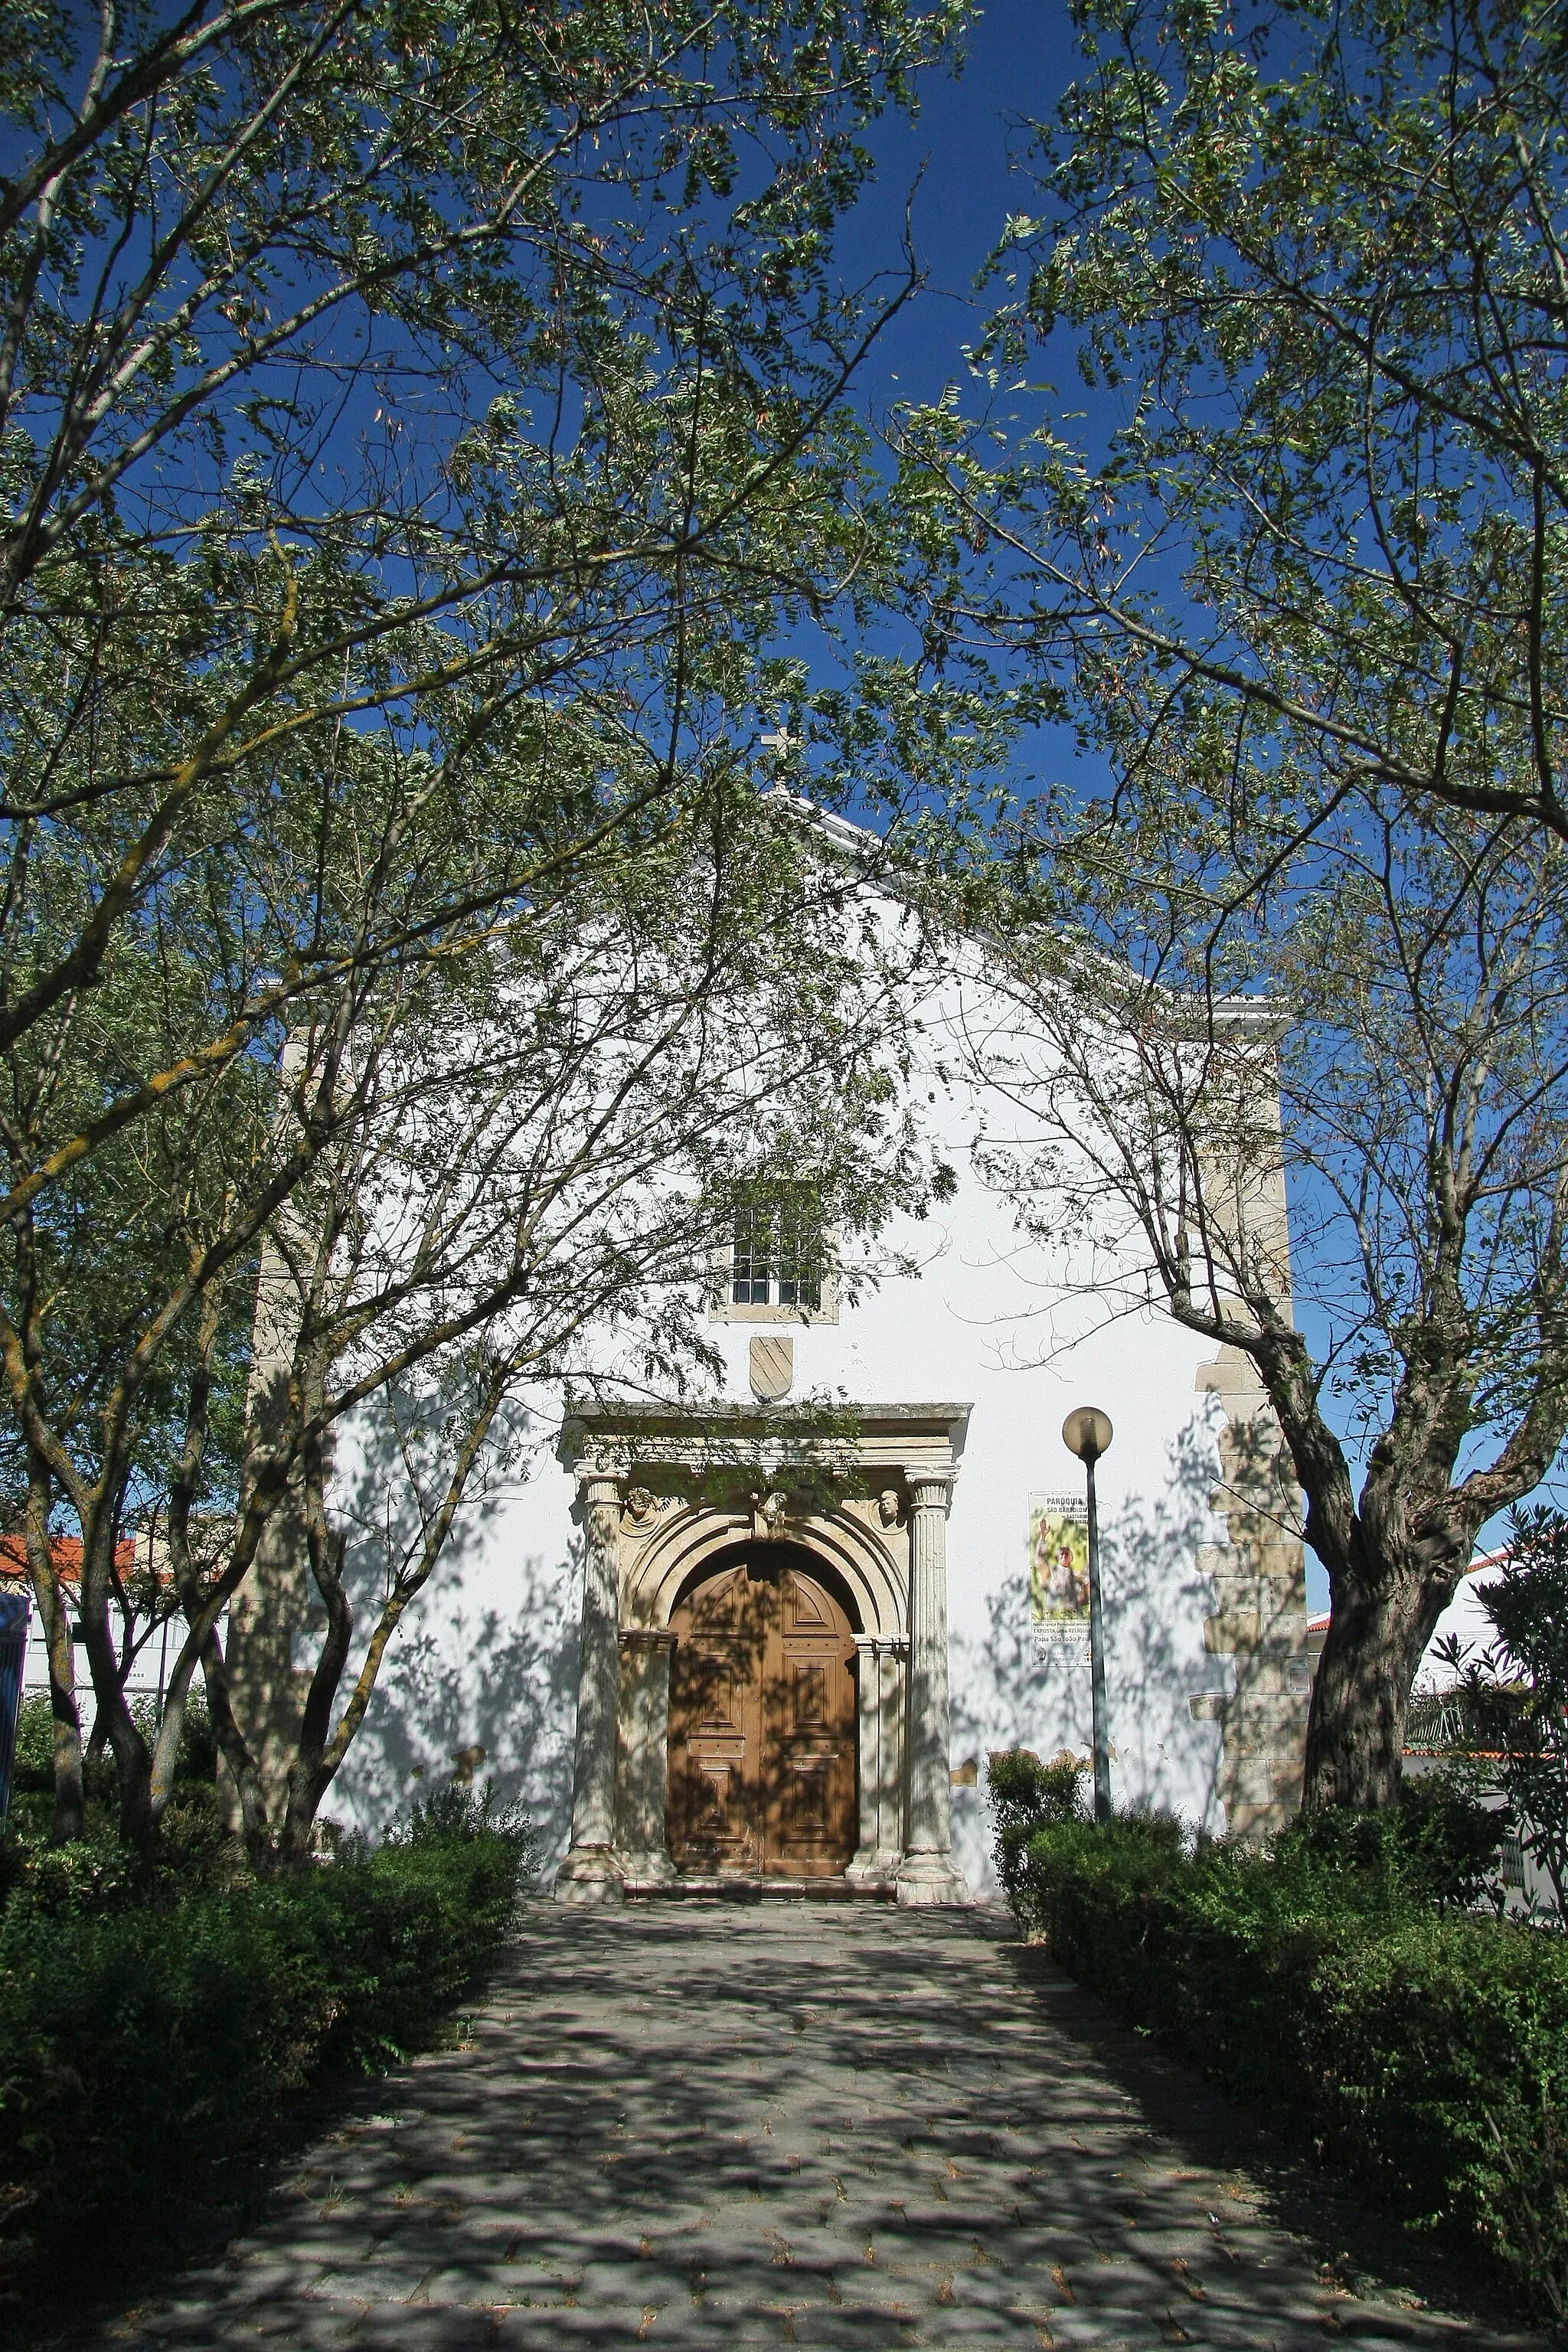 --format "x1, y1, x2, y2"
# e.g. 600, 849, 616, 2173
707, 1187, 840, 1325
